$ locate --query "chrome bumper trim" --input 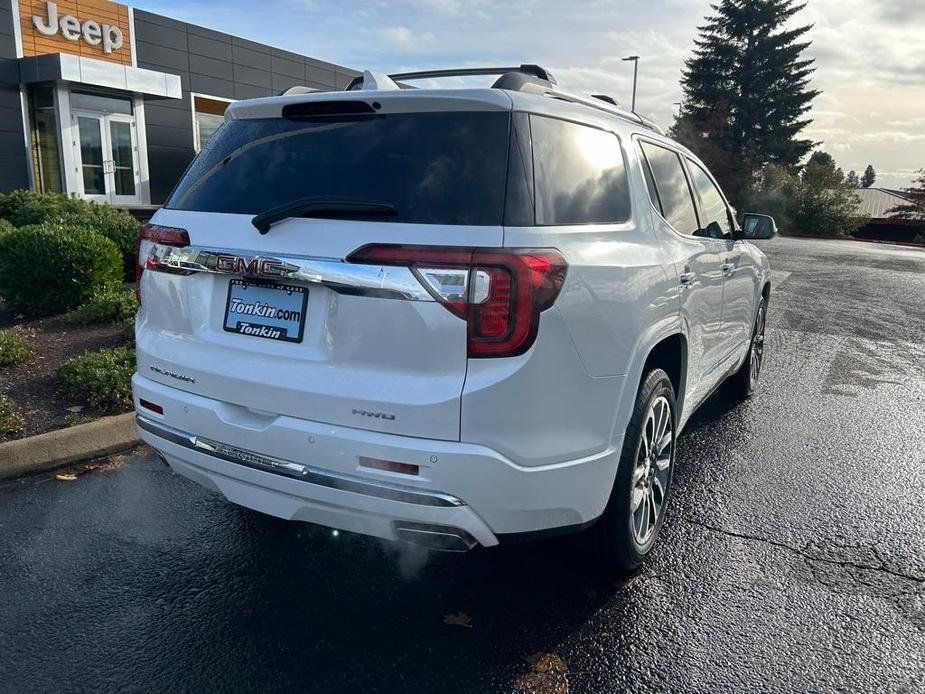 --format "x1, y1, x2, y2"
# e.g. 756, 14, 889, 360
136, 415, 465, 508
146, 244, 435, 302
